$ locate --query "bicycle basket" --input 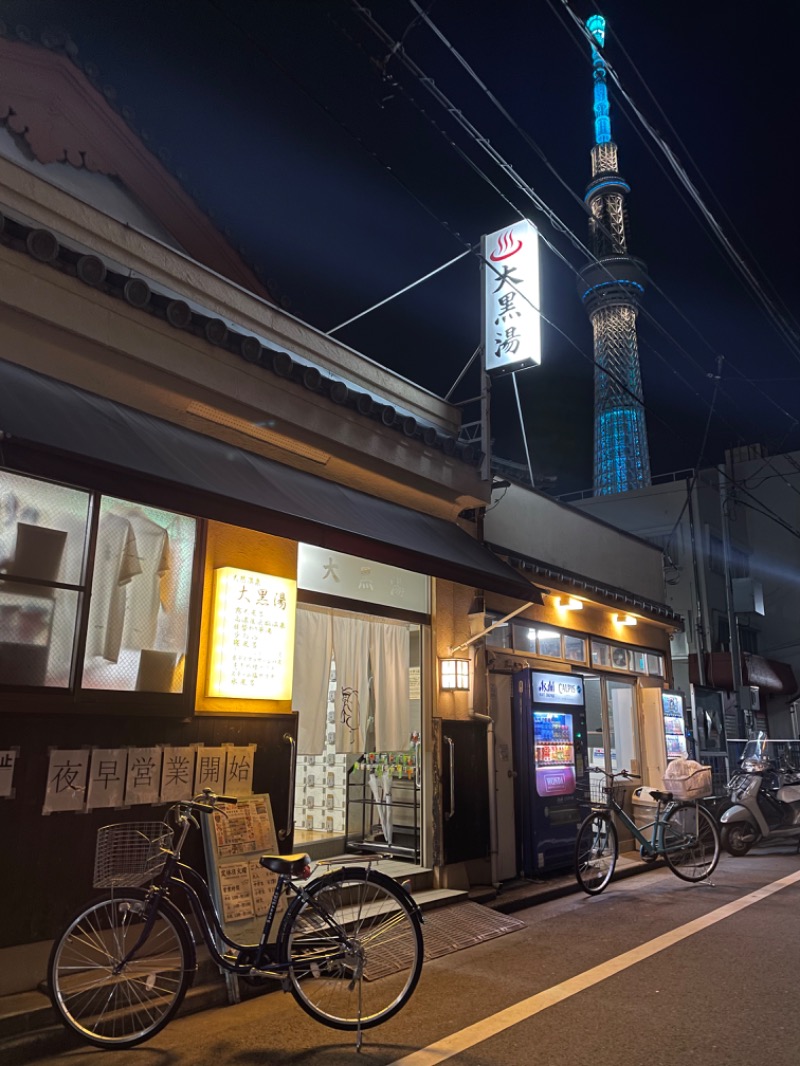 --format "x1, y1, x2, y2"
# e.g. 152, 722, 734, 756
93, 822, 173, 889
576, 777, 626, 808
